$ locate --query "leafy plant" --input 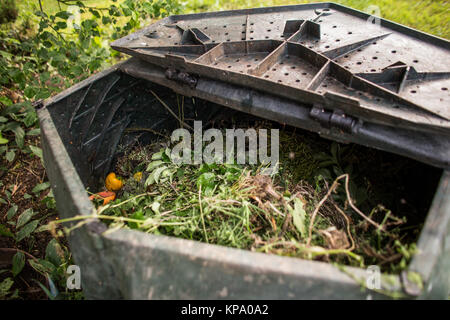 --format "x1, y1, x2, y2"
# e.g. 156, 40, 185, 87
0, 0, 18, 24
0, 277, 19, 299
314, 142, 368, 206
